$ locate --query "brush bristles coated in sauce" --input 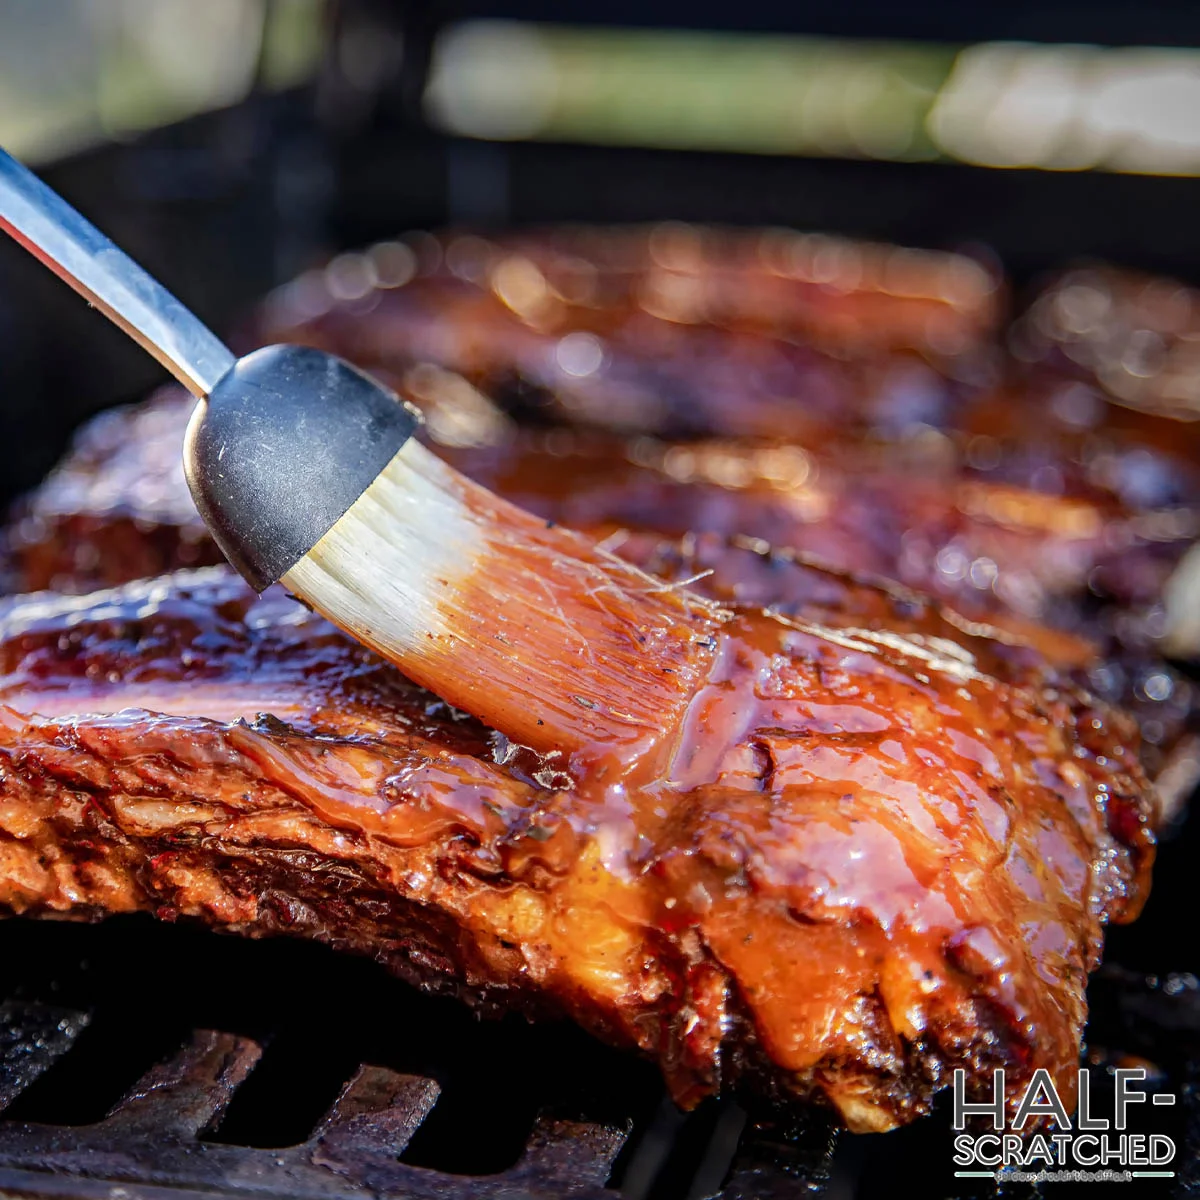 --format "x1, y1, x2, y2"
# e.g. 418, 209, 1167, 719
282, 440, 727, 761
